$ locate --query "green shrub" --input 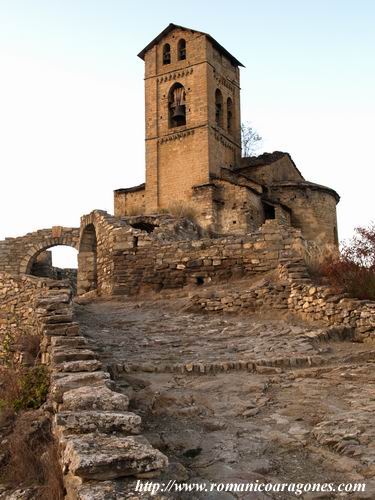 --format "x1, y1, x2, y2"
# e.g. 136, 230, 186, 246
13, 365, 49, 412
0, 365, 49, 413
